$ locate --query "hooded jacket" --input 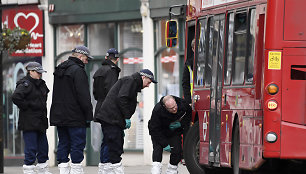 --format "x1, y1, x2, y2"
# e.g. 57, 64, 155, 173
12, 74, 49, 133
50, 56, 93, 127
148, 96, 191, 148
93, 59, 121, 115
94, 72, 143, 129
